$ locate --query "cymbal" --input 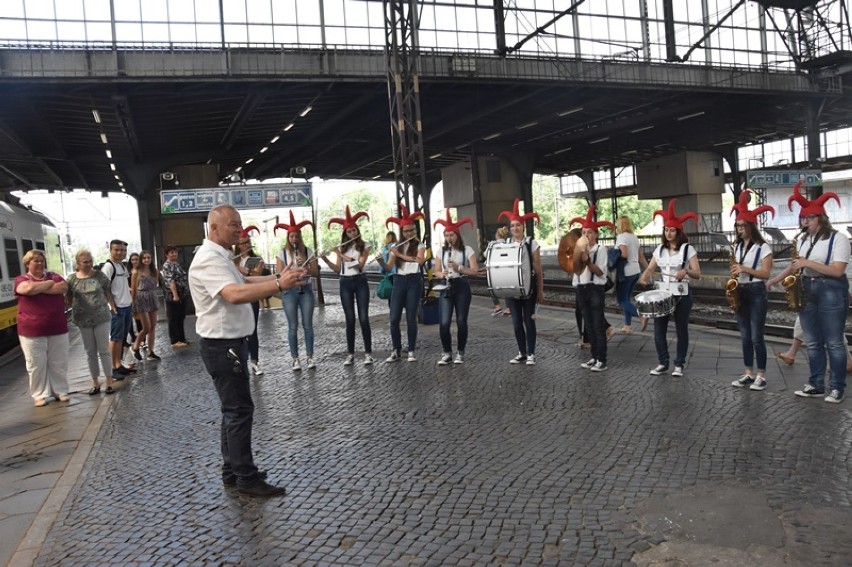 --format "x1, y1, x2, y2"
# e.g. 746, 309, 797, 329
557, 229, 582, 273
